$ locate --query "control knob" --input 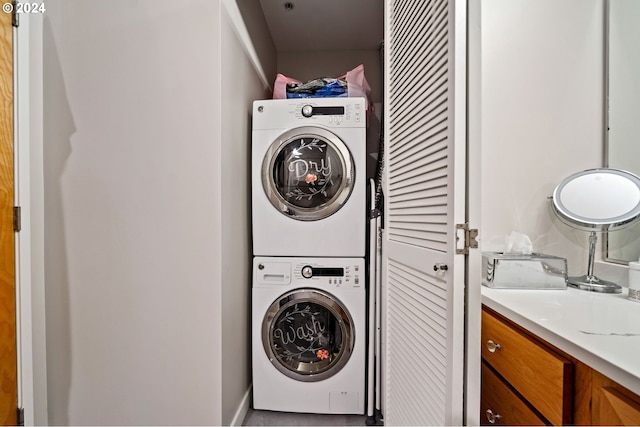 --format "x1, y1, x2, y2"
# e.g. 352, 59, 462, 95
301, 105, 313, 117
301, 265, 313, 278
